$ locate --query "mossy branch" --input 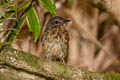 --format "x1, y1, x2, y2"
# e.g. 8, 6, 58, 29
0, 47, 120, 80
